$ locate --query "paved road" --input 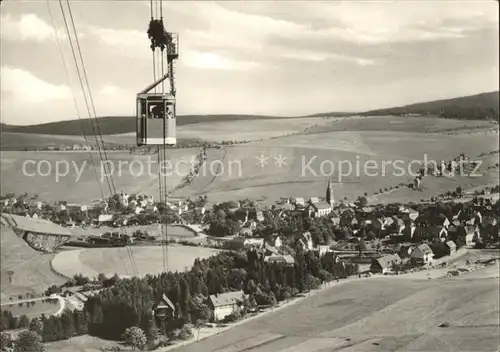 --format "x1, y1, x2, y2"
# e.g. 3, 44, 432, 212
171, 270, 499, 352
